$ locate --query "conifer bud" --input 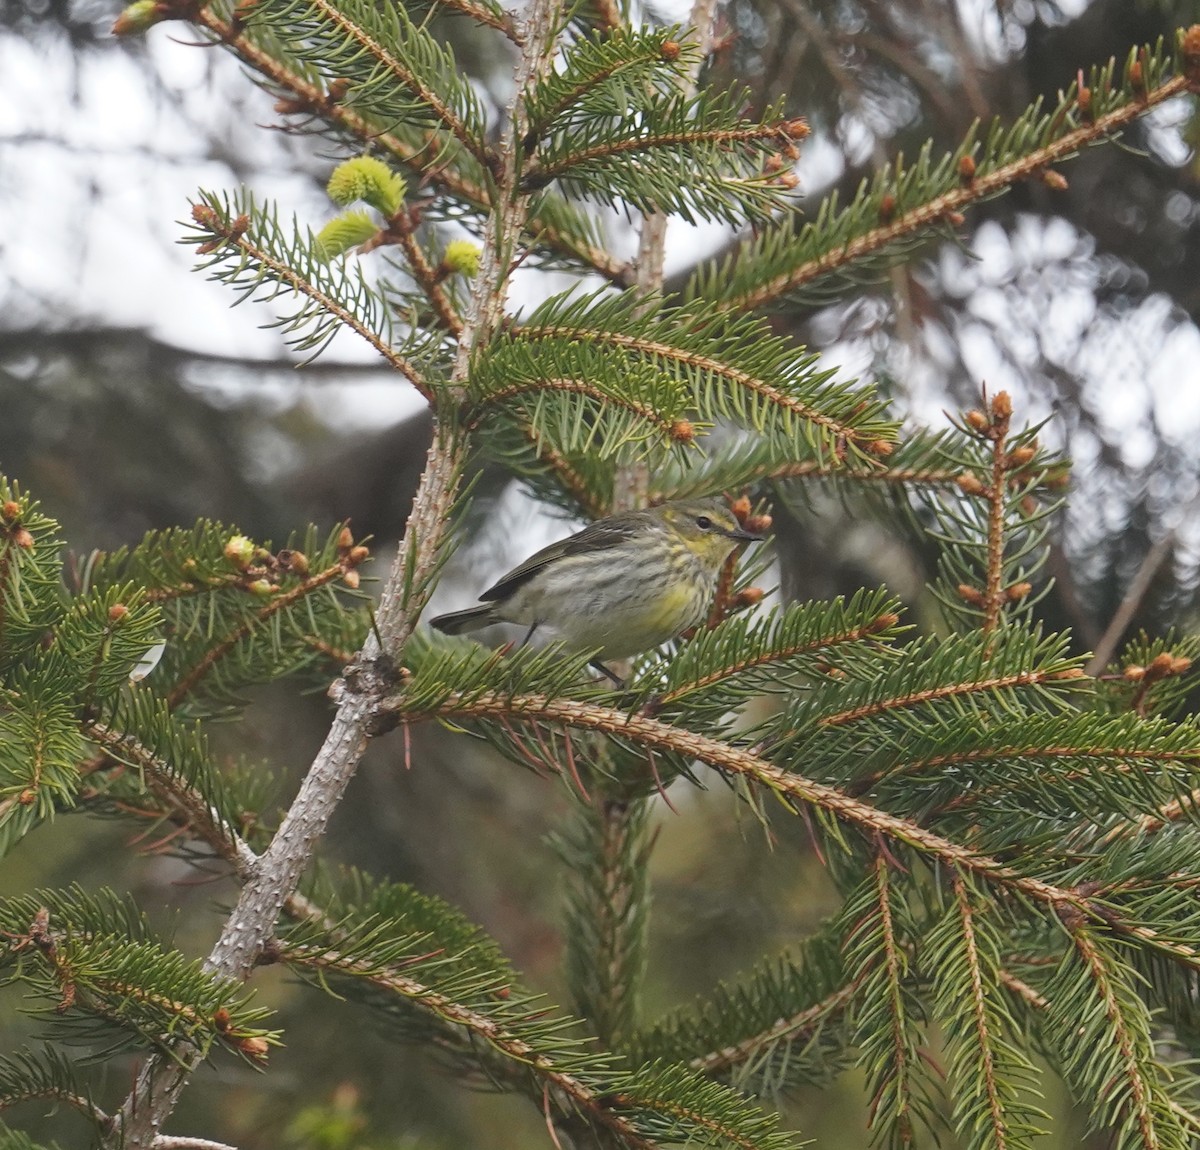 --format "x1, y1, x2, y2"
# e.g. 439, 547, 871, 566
347, 545, 370, 566
112, 0, 166, 35
1182, 26, 1200, 86
238, 1036, 270, 1061
224, 535, 255, 569
869, 612, 902, 632
1006, 582, 1033, 602
1129, 55, 1145, 96
1149, 652, 1177, 678
783, 118, 810, 139
729, 495, 752, 521
867, 439, 894, 457
337, 526, 354, 550
946, 209, 966, 227
992, 391, 1013, 420
283, 549, 309, 576
659, 40, 680, 61
957, 154, 976, 183
1077, 72, 1092, 118
671, 419, 695, 442
957, 473, 986, 496
191, 203, 219, 230
342, 569, 361, 590
734, 586, 765, 608
18, 788, 36, 806
957, 584, 986, 607
1173, 656, 1193, 675
745, 513, 772, 534
1006, 445, 1037, 468
247, 579, 276, 597
2, 501, 20, 521
964, 410, 989, 432
1041, 169, 1069, 191
1124, 664, 1146, 682
314, 211, 379, 262
13, 528, 33, 550
879, 193, 896, 222
108, 604, 129, 622
442, 239, 481, 278
326, 155, 407, 216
